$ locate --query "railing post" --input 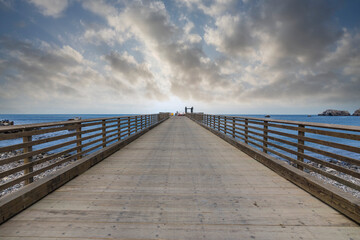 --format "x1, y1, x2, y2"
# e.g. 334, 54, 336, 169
297, 124, 305, 170
217, 116, 220, 131
245, 118, 248, 144
23, 133, 33, 184
141, 115, 143, 129
232, 117, 235, 138
213, 115, 215, 129
224, 116, 227, 135
135, 116, 138, 132
76, 122, 82, 160
117, 118, 121, 140
263, 121, 268, 153
128, 117, 131, 136
102, 120, 106, 148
